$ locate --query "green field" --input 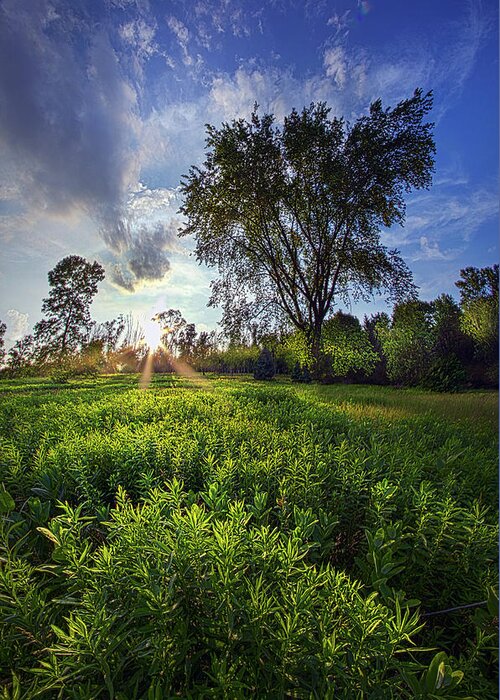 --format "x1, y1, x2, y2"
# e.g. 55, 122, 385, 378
0, 375, 498, 698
